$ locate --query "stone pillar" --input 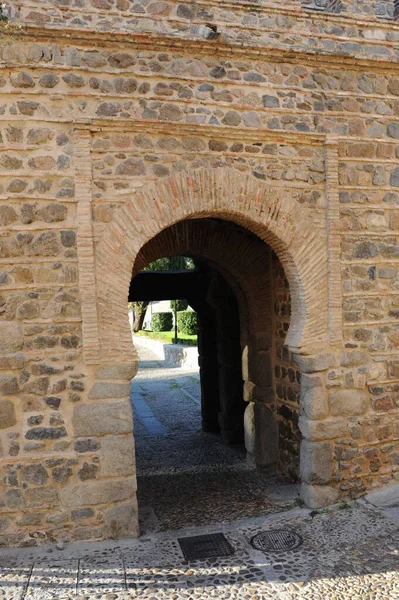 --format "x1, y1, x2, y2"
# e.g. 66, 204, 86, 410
244, 332, 279, 468
295, 352, 343, 508
68, 362, 140, 539
207, 274, 245, 445
197, 306, 220, 433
